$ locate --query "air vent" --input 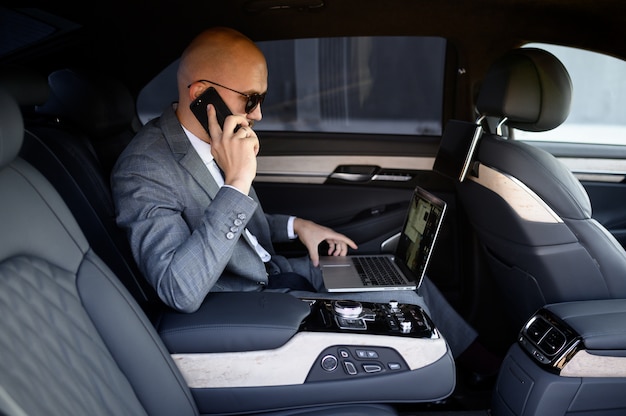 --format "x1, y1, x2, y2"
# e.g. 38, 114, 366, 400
518, 309, 582, 372
526, 316, 552, 344
525, 316, 567, 357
